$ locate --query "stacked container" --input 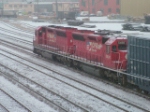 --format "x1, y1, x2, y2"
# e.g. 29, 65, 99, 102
127, 34, 150, 92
